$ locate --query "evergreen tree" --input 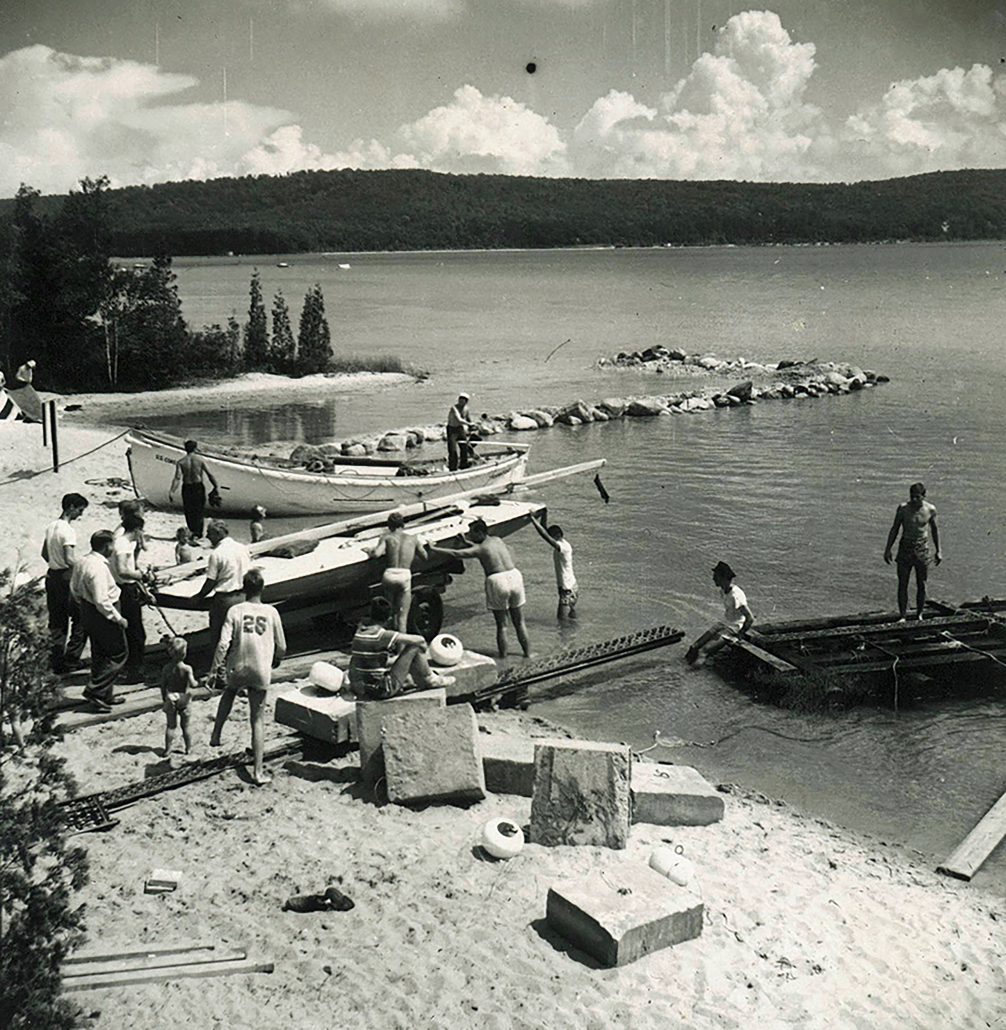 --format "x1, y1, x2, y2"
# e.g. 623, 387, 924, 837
270, 289, 295, 373
296, 283, 331, 374
226, 314, 242, 372
0, 571, 89, 1030
243, 269, 269, 370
